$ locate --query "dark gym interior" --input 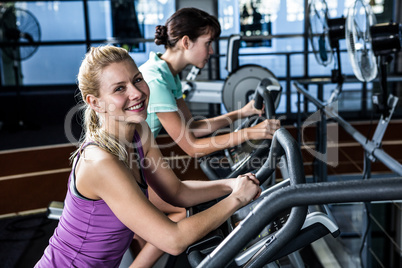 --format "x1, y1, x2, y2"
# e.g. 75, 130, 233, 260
1, 0, 402, 267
